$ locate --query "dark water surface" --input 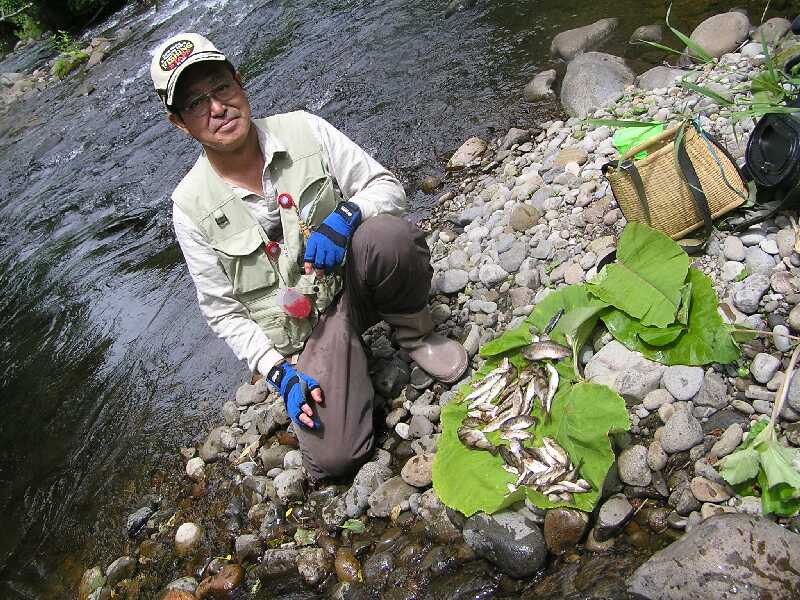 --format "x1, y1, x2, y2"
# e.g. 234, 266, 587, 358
0, 0, 779, 596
